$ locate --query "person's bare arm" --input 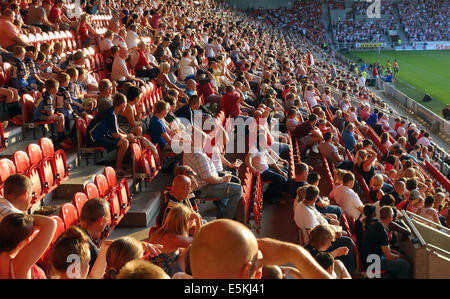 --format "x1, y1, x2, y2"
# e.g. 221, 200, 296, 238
14, 215, 57, 278
257, 238, 332, 279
